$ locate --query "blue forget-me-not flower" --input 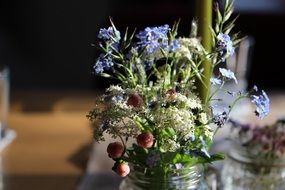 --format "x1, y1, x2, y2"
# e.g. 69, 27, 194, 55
250, 90, 270, 119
